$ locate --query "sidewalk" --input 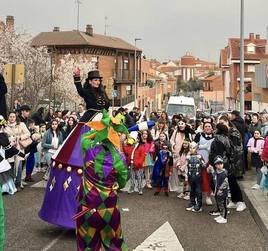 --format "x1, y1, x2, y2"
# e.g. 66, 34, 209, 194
239, 170, 268, 241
